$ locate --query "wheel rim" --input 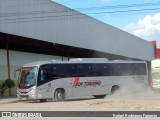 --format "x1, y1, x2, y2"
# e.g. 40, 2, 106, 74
57, 92, 63, 100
